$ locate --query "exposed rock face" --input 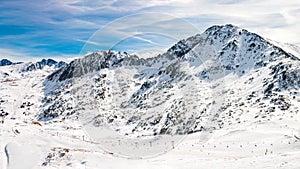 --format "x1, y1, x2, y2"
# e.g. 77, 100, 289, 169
0, 59, 13, 66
